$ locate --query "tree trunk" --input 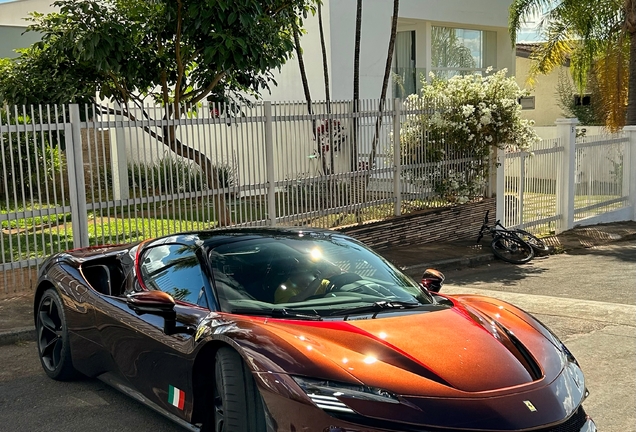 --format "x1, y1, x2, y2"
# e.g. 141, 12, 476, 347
163, 122, 232, 227
627, 30, 636, 125
318, 2, 331, 175
352, 0, 362, 171
293, 23, 314, 126
100, 103, 232, 226
367, 0, 400, 175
